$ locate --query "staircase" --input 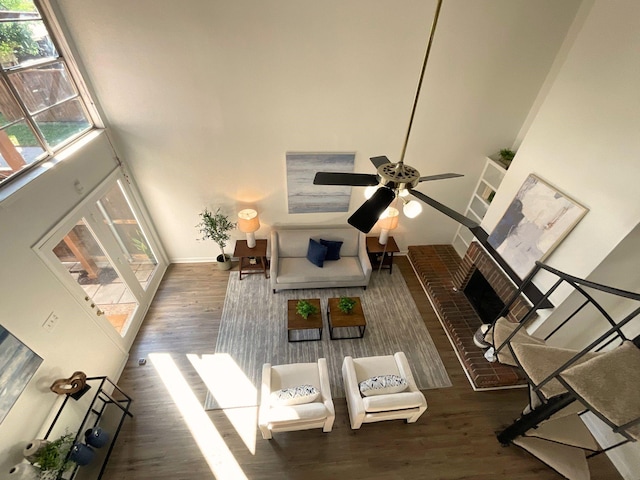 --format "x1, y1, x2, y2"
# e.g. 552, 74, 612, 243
485, 262, 640, 479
